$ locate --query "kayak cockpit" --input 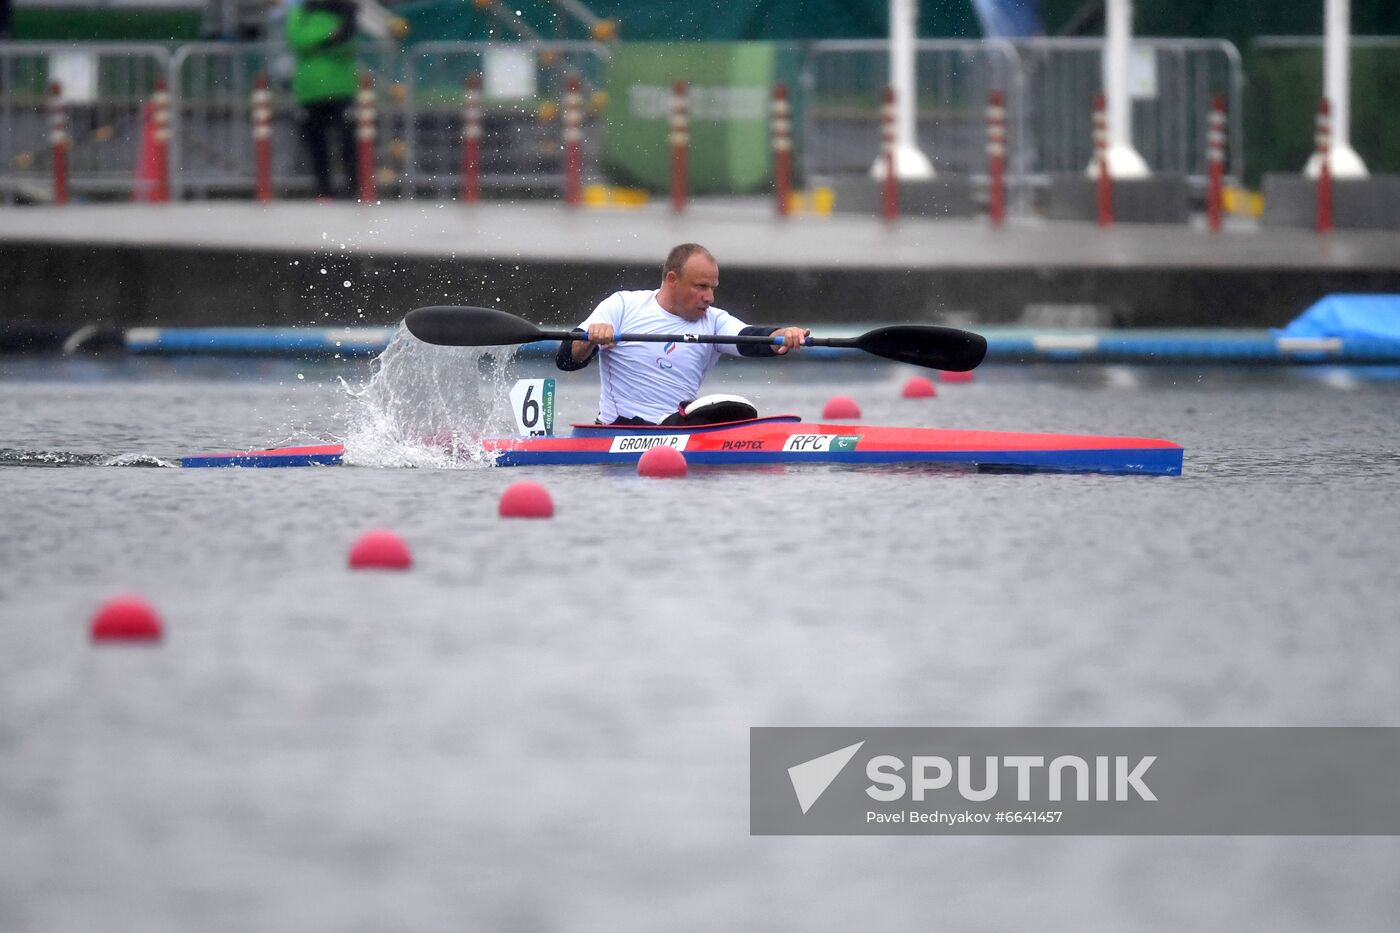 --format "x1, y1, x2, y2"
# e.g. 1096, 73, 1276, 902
568, 414, 803, 438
